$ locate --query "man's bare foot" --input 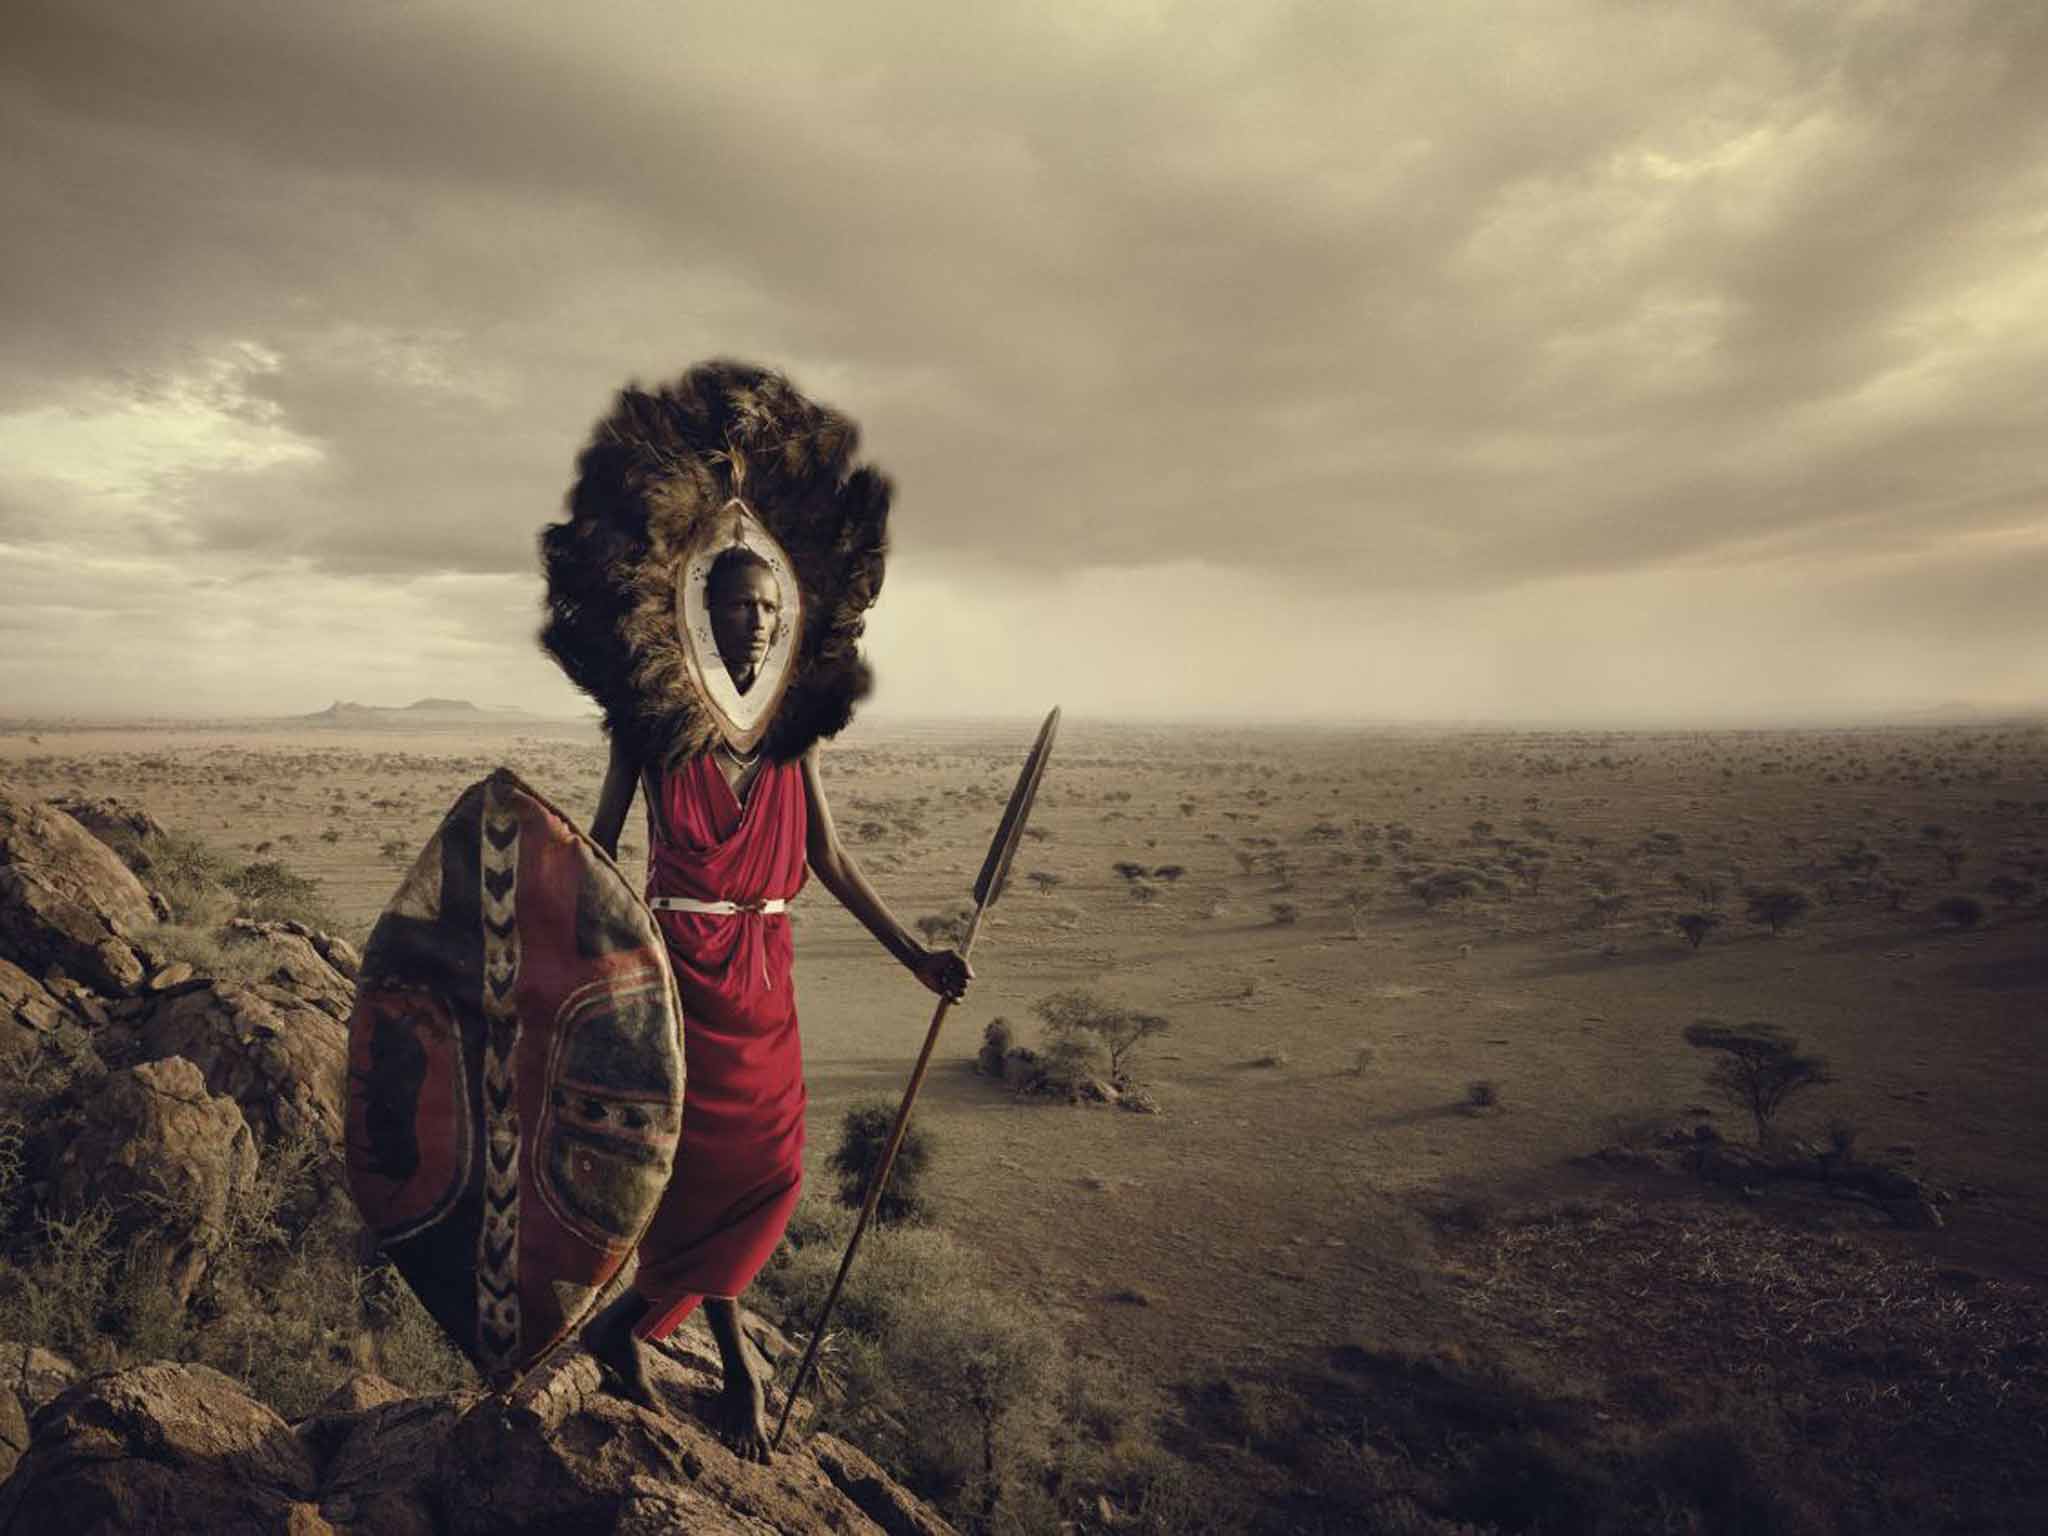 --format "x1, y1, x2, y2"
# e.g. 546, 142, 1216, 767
583, 1291, 658, 1411
712, 1367, 772, 1463
703, 1296, 774, 1462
